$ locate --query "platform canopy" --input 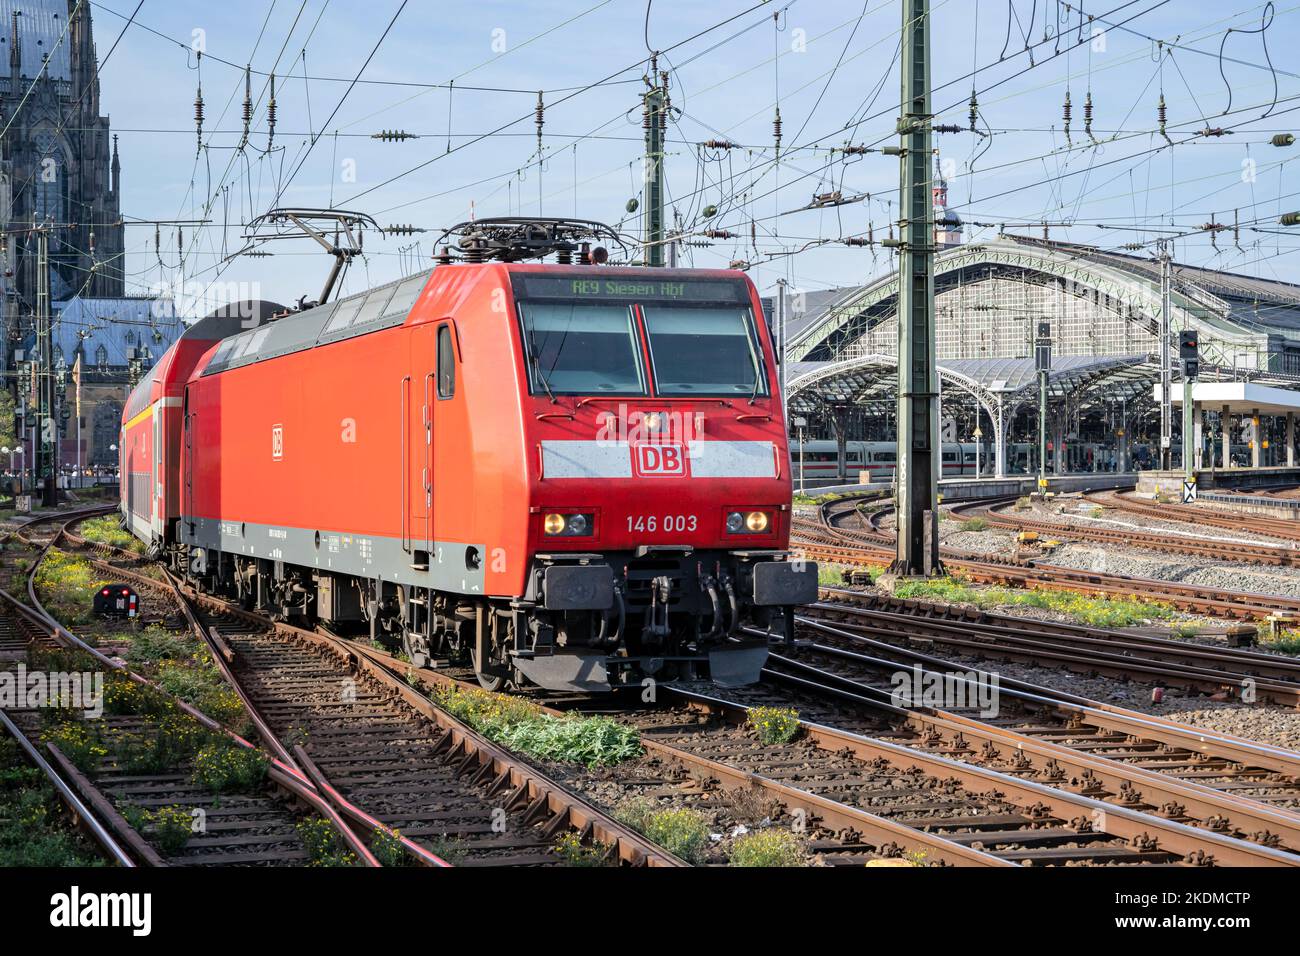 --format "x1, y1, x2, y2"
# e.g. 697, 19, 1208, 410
1158, 380, 1300, 415
789, 353, 1157, 419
